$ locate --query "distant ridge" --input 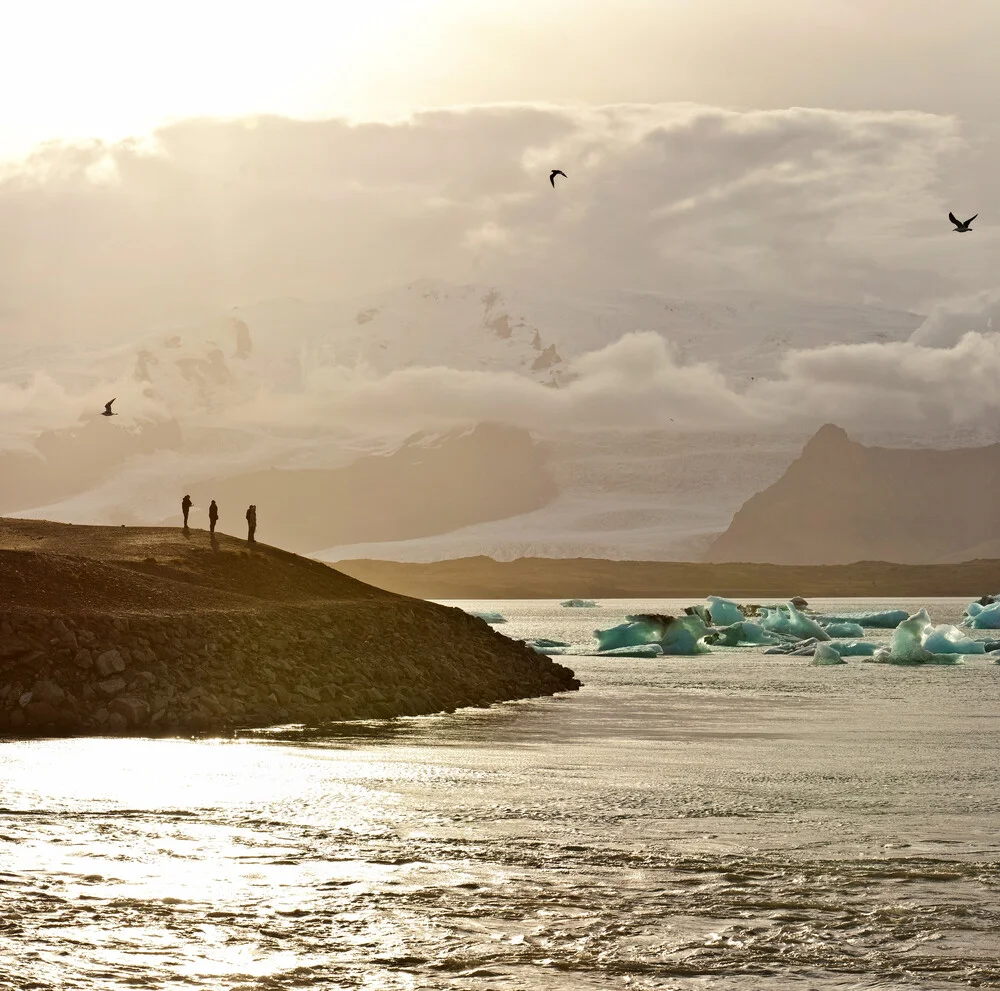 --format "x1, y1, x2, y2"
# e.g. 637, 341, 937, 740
334, 555, 1000, 600
704, 424, 1000, 565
